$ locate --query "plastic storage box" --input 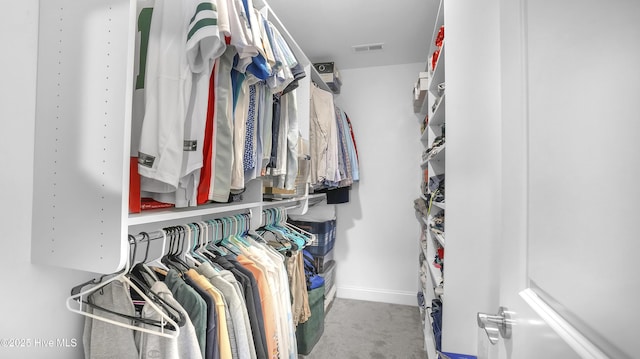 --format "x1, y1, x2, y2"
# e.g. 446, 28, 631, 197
319, 260, 336, 292
288, 219, 336, 256
320, 260, 337, 313
312, 249, 334, 273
